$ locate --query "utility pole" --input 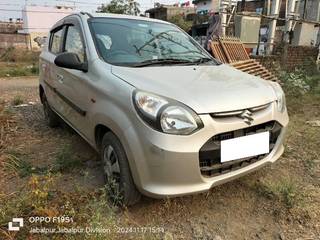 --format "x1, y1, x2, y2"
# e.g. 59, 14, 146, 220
303, 0, 308, 19
266, 0, 281, 54
267, 0, 271, 15
220, 0, 237, 36
220, 0, 228, 36
282, 0, 298, 66
284, 0, 297, 43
